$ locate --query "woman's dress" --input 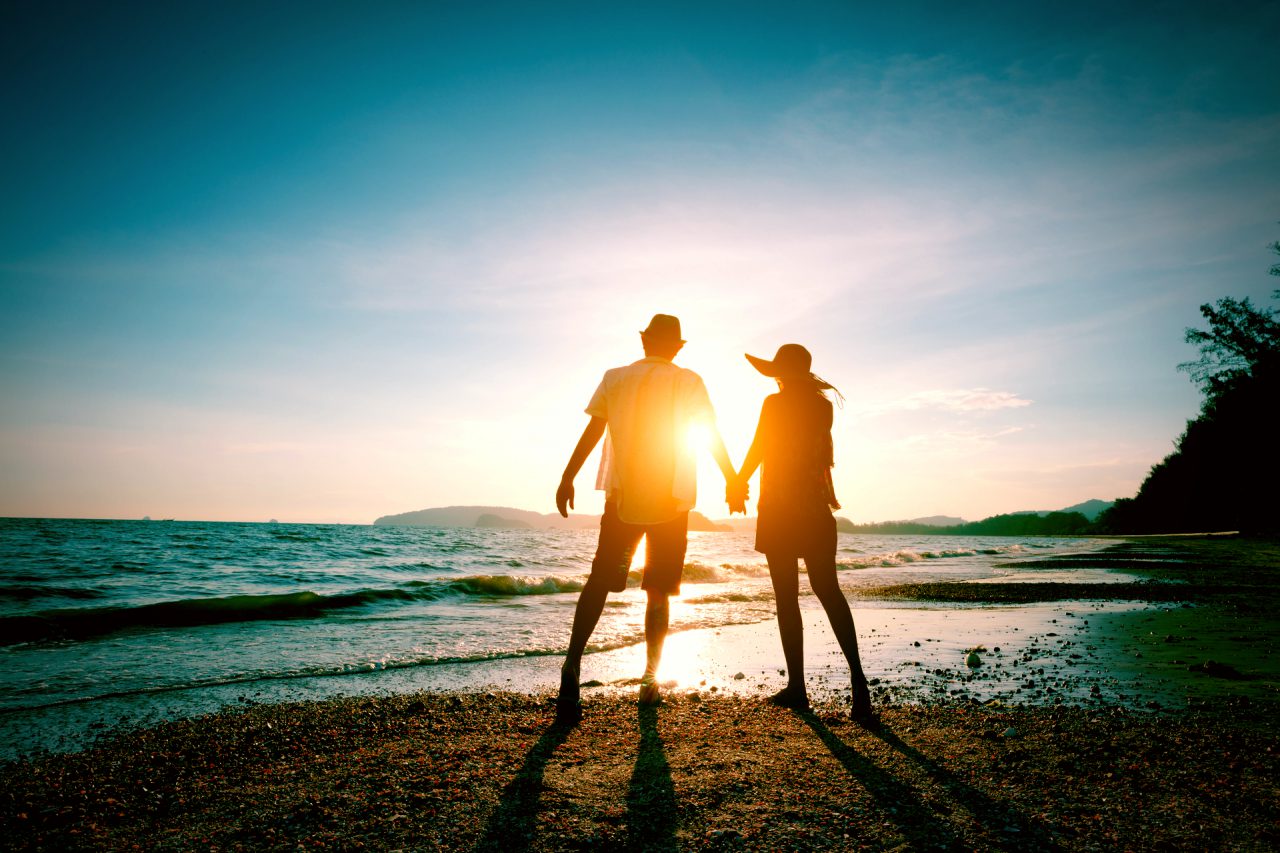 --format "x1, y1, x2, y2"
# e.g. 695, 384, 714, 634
752, 388, 840, 557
